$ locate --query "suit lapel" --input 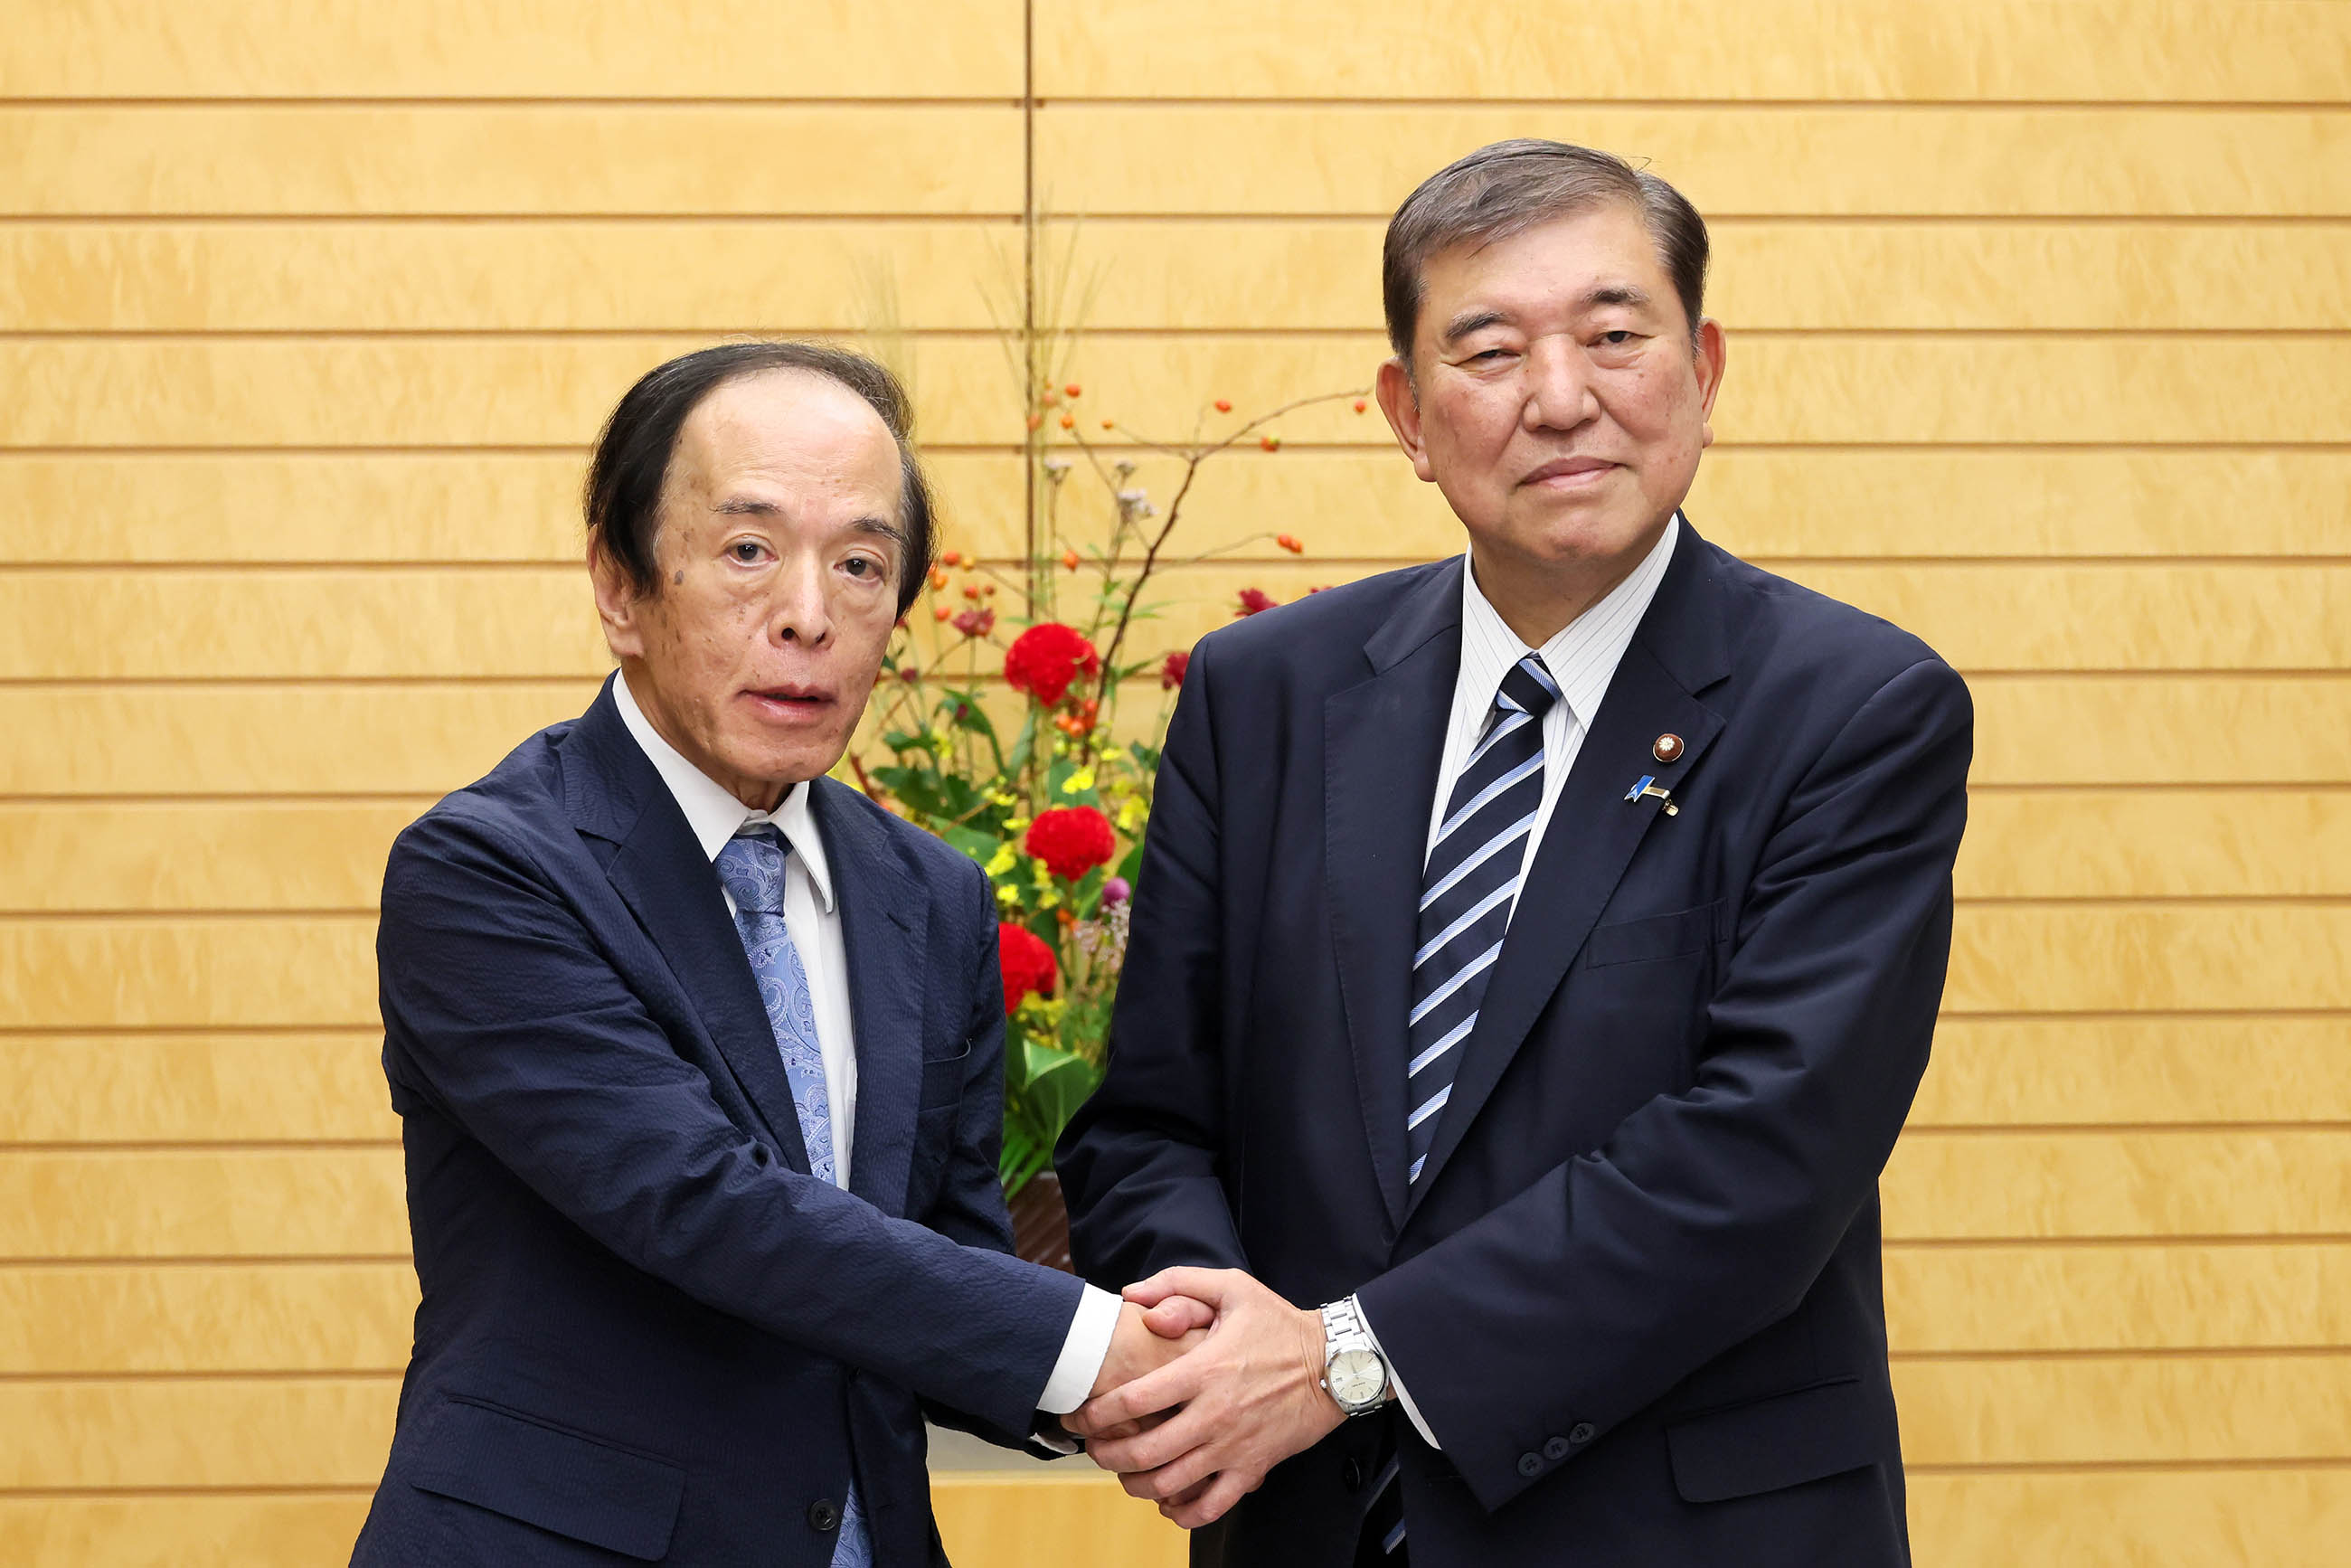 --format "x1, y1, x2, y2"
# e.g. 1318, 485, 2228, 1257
564, 680, 813, 1174
1408, 524, 1736, 1212
815, 780, 929, 1219
1326, 561, 1465, 1233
